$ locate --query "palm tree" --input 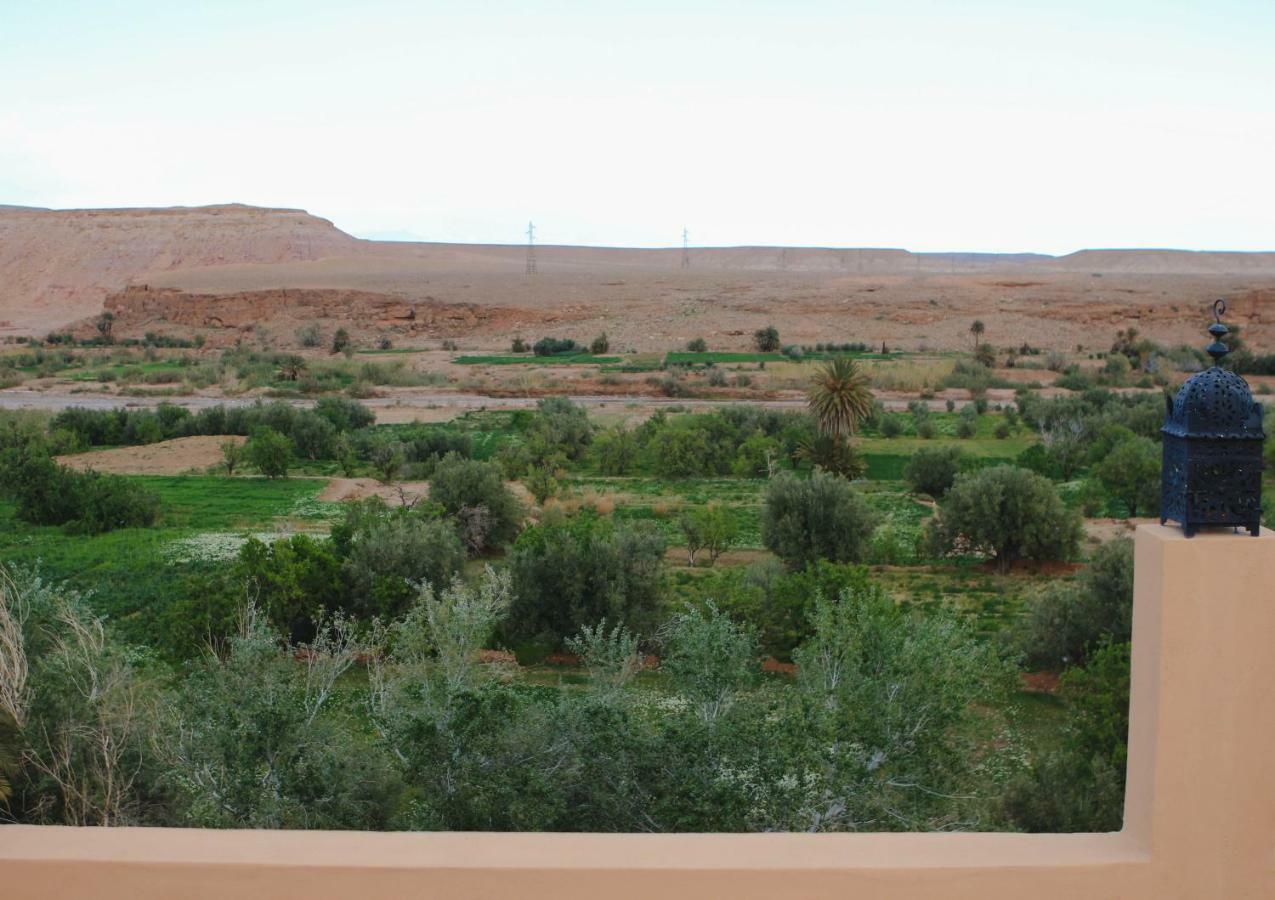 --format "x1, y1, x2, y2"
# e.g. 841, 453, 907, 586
969, 319, 985, 351
807, 356, 874, 439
